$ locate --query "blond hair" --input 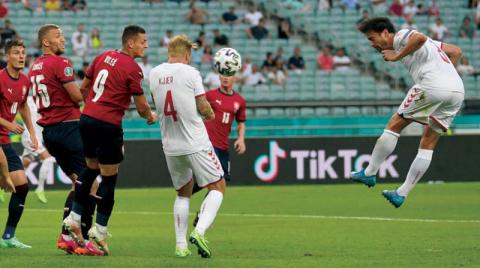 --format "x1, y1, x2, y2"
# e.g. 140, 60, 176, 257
167, 34, 198, 58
